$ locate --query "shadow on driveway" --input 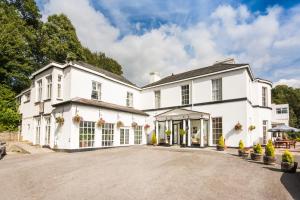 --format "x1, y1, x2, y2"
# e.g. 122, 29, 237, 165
281, 172, 300, 199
